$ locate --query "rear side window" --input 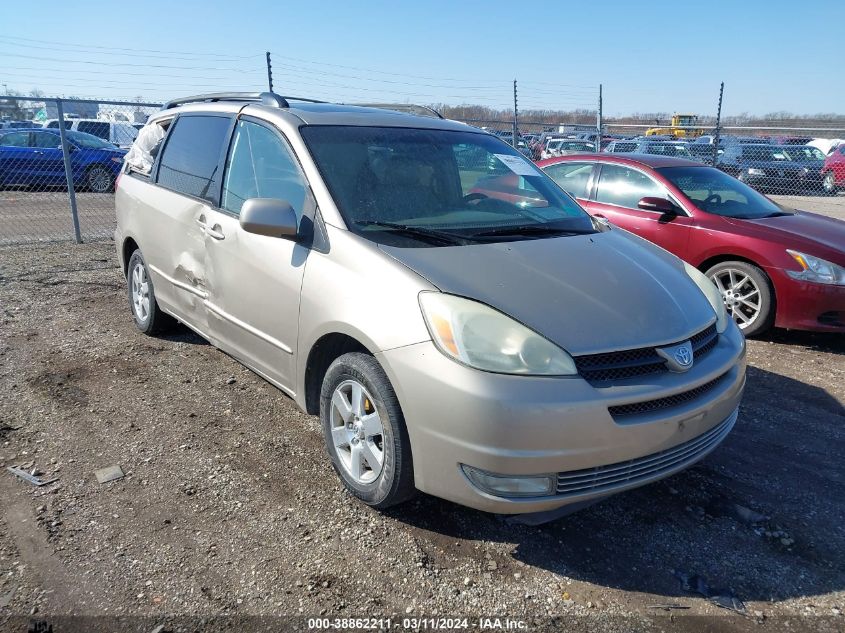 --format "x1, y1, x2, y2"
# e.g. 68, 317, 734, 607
544, 162, 592, 198
612, 142, 636, 153
157, 115, 231, 202
77, 121, 110, 140
0, 132, 29, 147
221, 120, 307, 216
